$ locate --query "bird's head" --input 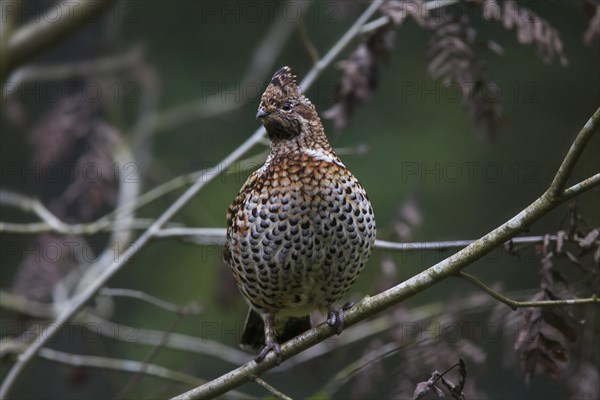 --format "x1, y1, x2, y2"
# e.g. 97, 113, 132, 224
257, 66, 320, 142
